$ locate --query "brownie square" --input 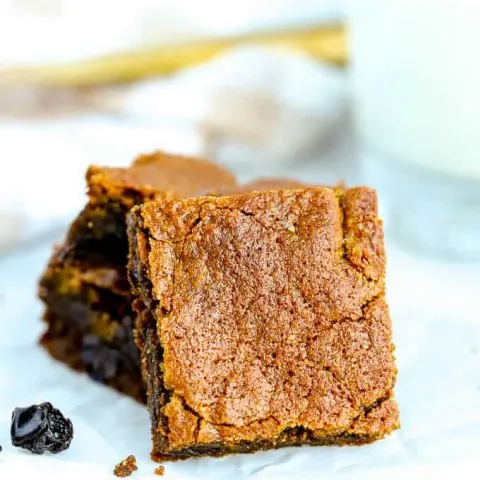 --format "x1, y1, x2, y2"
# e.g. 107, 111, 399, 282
39, 152, 236, 400
127, 187, 399, 459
